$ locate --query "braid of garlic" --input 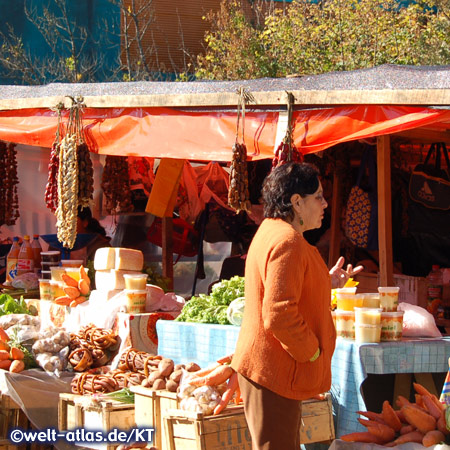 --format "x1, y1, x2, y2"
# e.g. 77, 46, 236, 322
56, 134, 79, 249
